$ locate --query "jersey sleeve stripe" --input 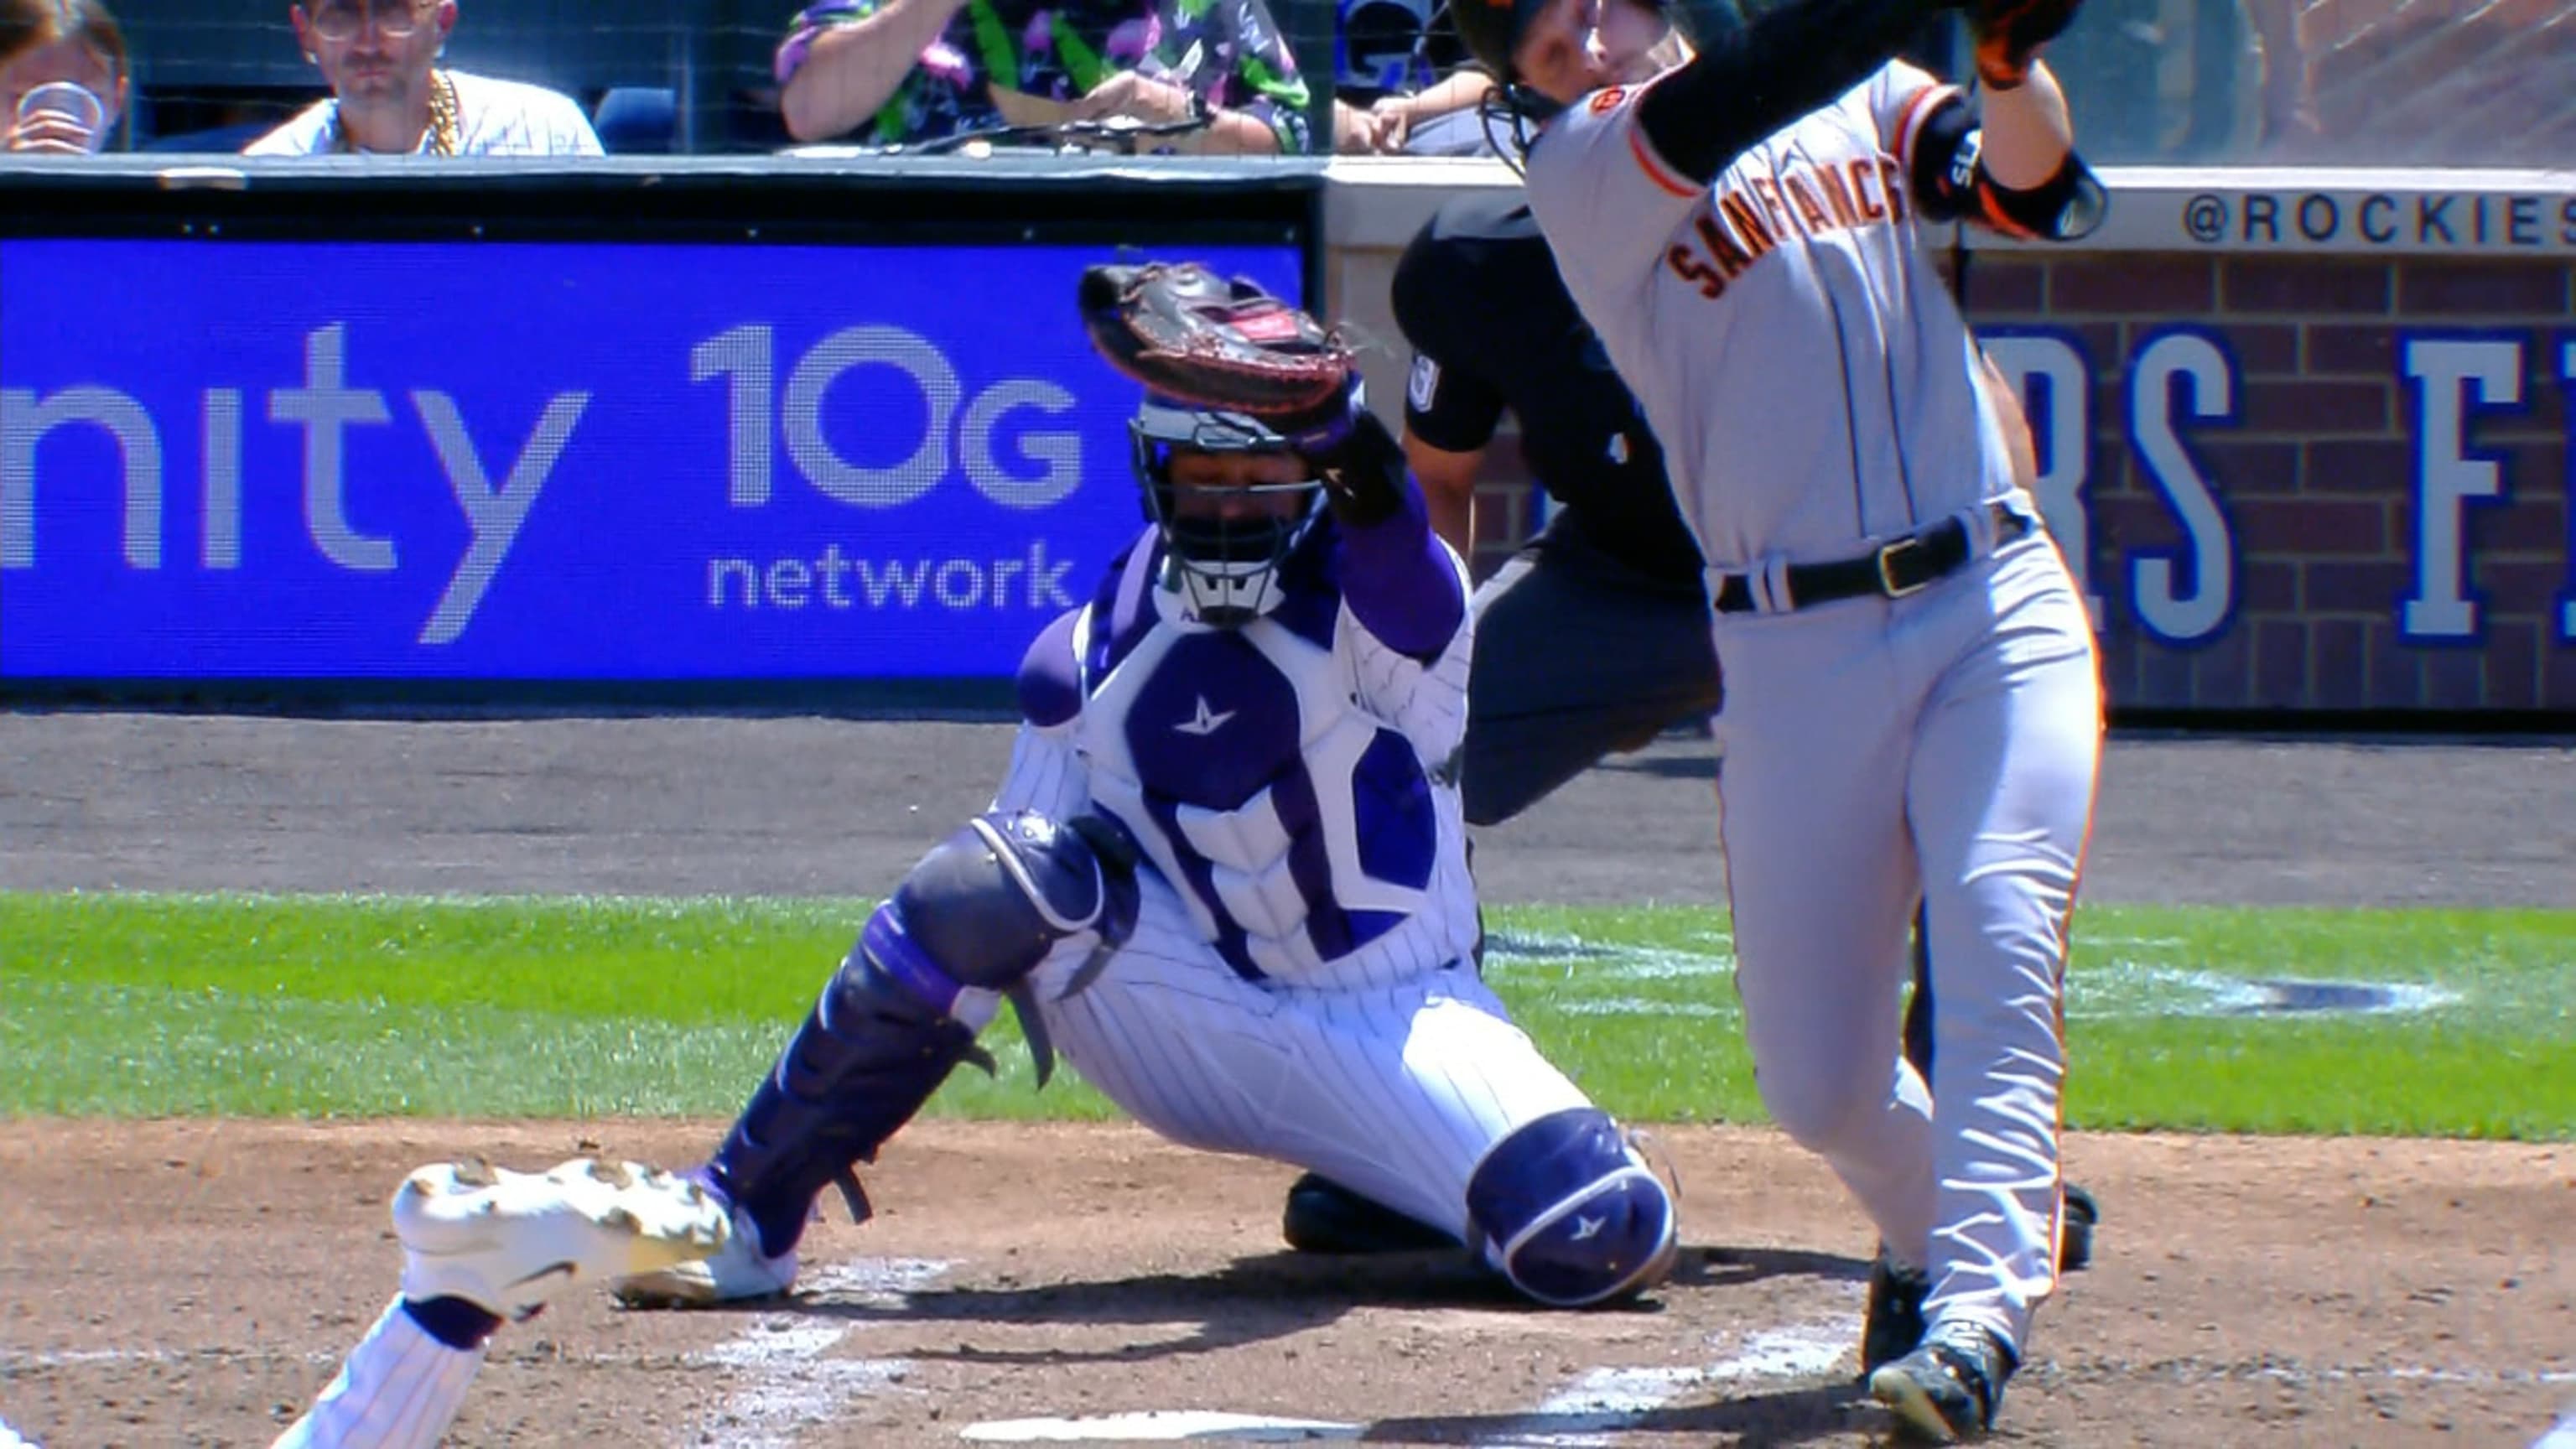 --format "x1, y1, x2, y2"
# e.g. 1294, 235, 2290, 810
1892, 82, 1962, 168
1628, 125, 1701, 200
